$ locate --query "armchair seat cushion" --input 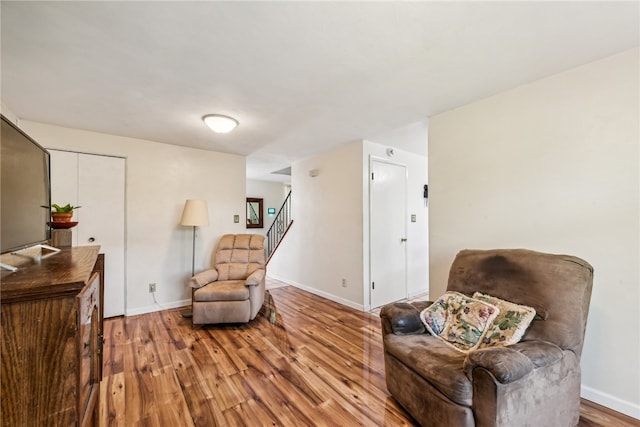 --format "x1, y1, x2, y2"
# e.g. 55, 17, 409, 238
384, 333, 472, 406
194, 280, 249, 302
